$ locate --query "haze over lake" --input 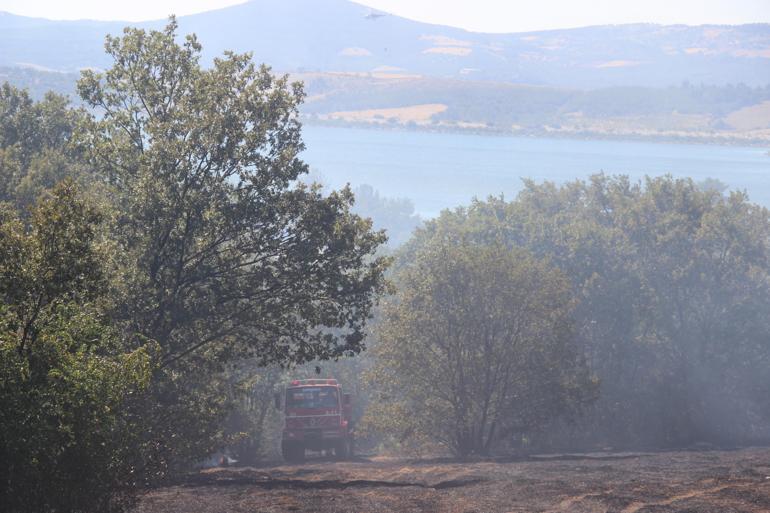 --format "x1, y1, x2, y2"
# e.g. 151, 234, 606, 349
302, 126, 770, 217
